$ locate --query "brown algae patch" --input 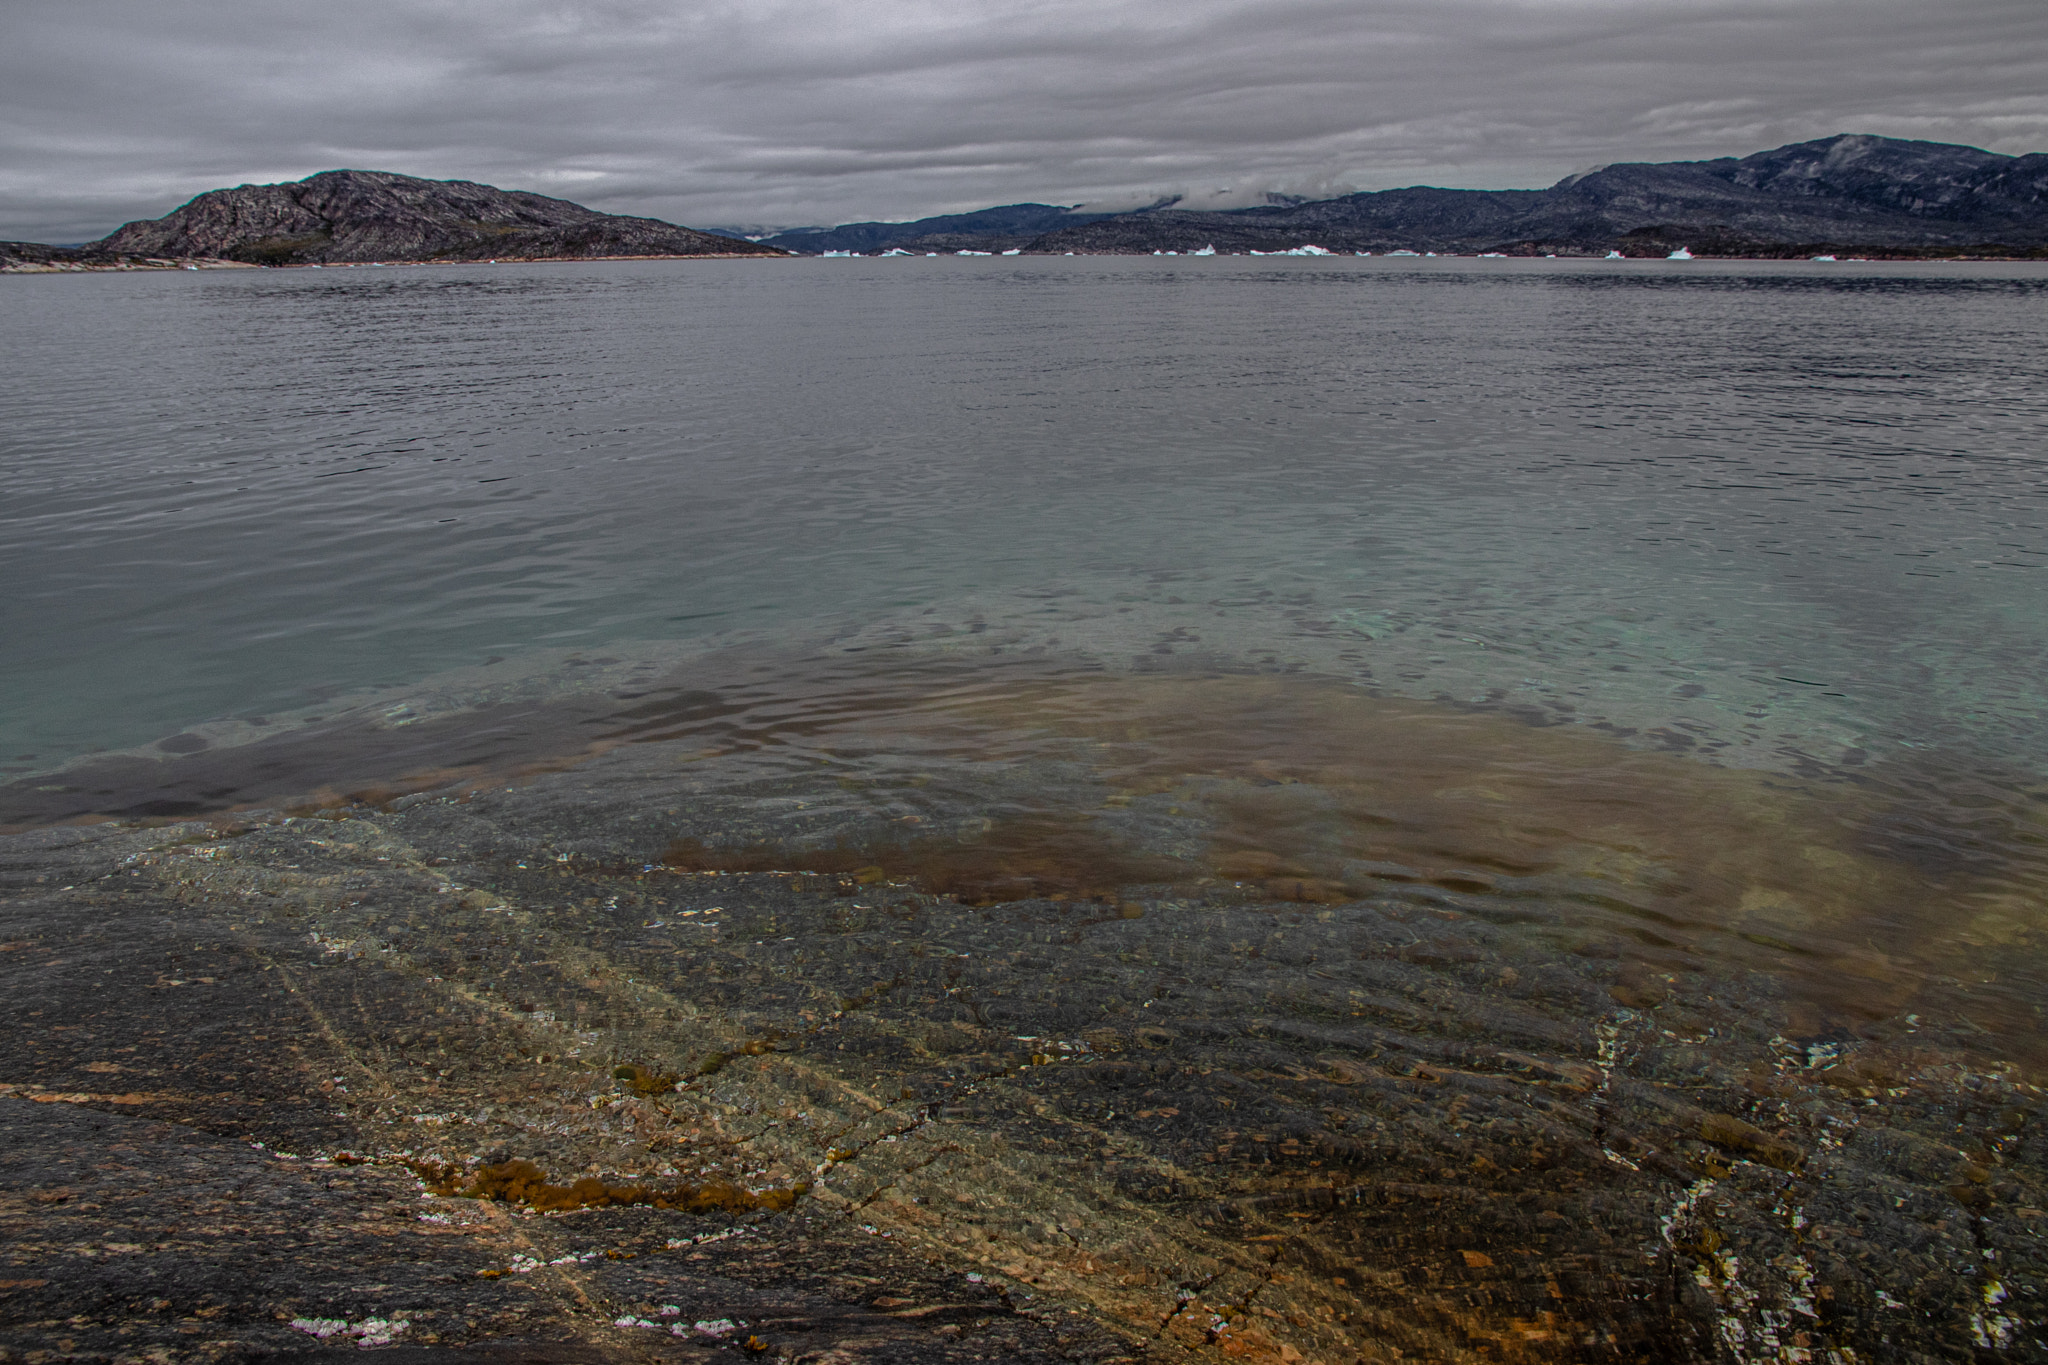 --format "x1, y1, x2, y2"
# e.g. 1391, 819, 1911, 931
407, 1156, 807, 1216
664, 811, 1194, 905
